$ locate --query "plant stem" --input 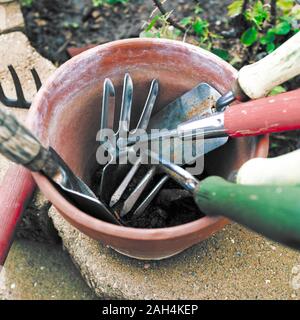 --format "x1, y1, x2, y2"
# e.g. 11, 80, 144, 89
152, 0, 192, 34
271, 0, 277, 25
242, 0, 250, 13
